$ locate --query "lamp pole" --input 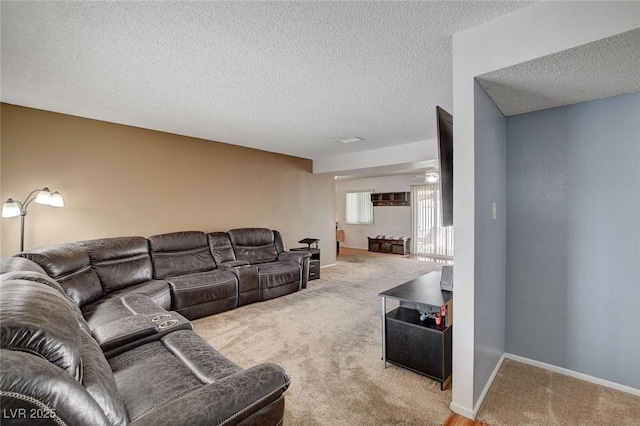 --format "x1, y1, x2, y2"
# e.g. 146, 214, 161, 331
2, 187, 65, 252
